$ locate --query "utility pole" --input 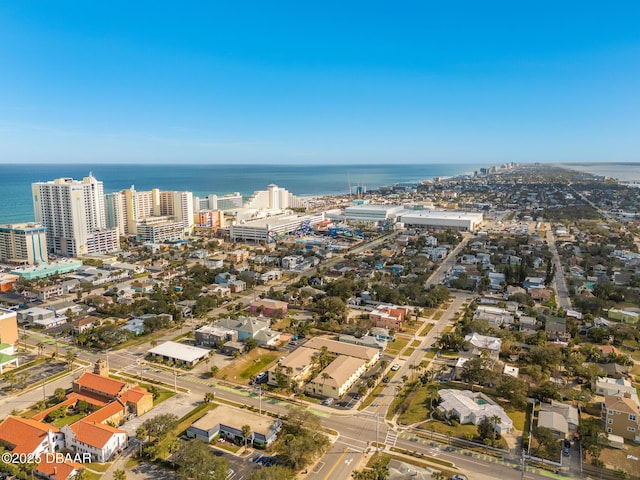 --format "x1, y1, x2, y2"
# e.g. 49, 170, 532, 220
173, 365, 177, 392
520, 450, 526, 480
376, 414, 379, 453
